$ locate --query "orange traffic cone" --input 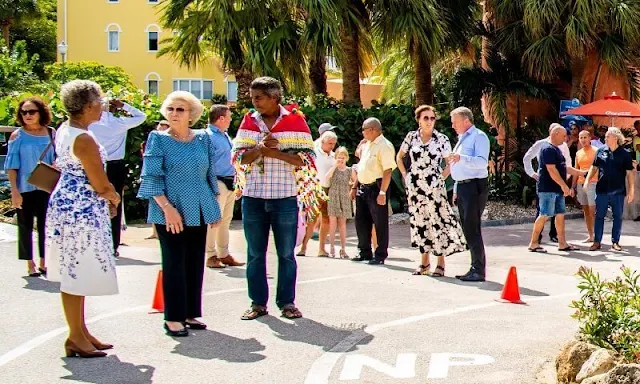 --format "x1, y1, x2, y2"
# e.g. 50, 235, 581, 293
495, 266, 526, 304
150, 270, 164, 313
